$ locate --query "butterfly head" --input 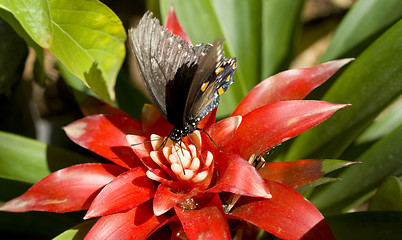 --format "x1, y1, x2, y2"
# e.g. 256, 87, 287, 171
169, 117, 200, 142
